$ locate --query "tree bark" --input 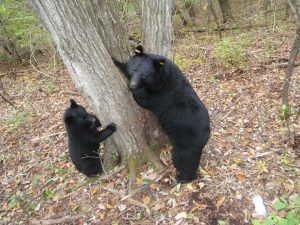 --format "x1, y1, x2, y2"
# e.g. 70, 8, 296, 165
26, 0, 166, 190
218, 0, 234, 24
282, 0, 300, 117
85, 0, 131, 62
141, 0, 173, 59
